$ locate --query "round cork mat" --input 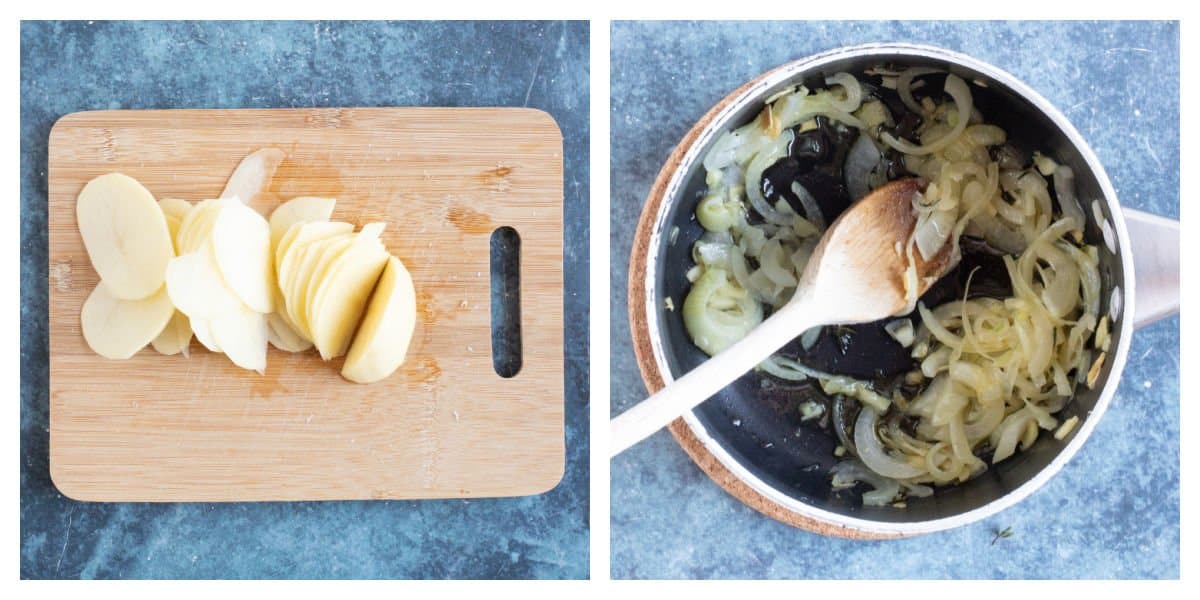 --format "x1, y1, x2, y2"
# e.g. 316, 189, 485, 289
626, 60, 902, 540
